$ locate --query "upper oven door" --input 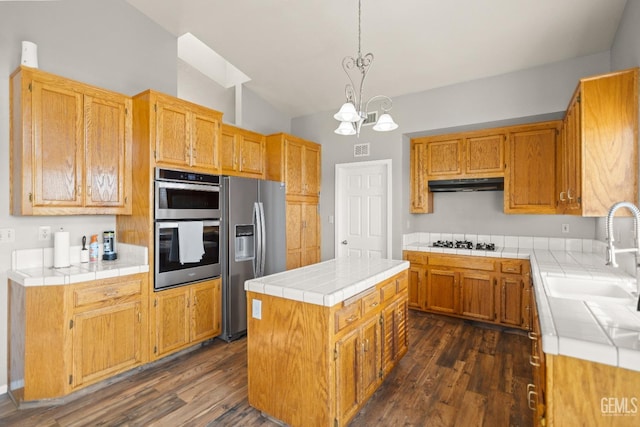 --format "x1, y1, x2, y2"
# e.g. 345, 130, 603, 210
155, 180, 220, 220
